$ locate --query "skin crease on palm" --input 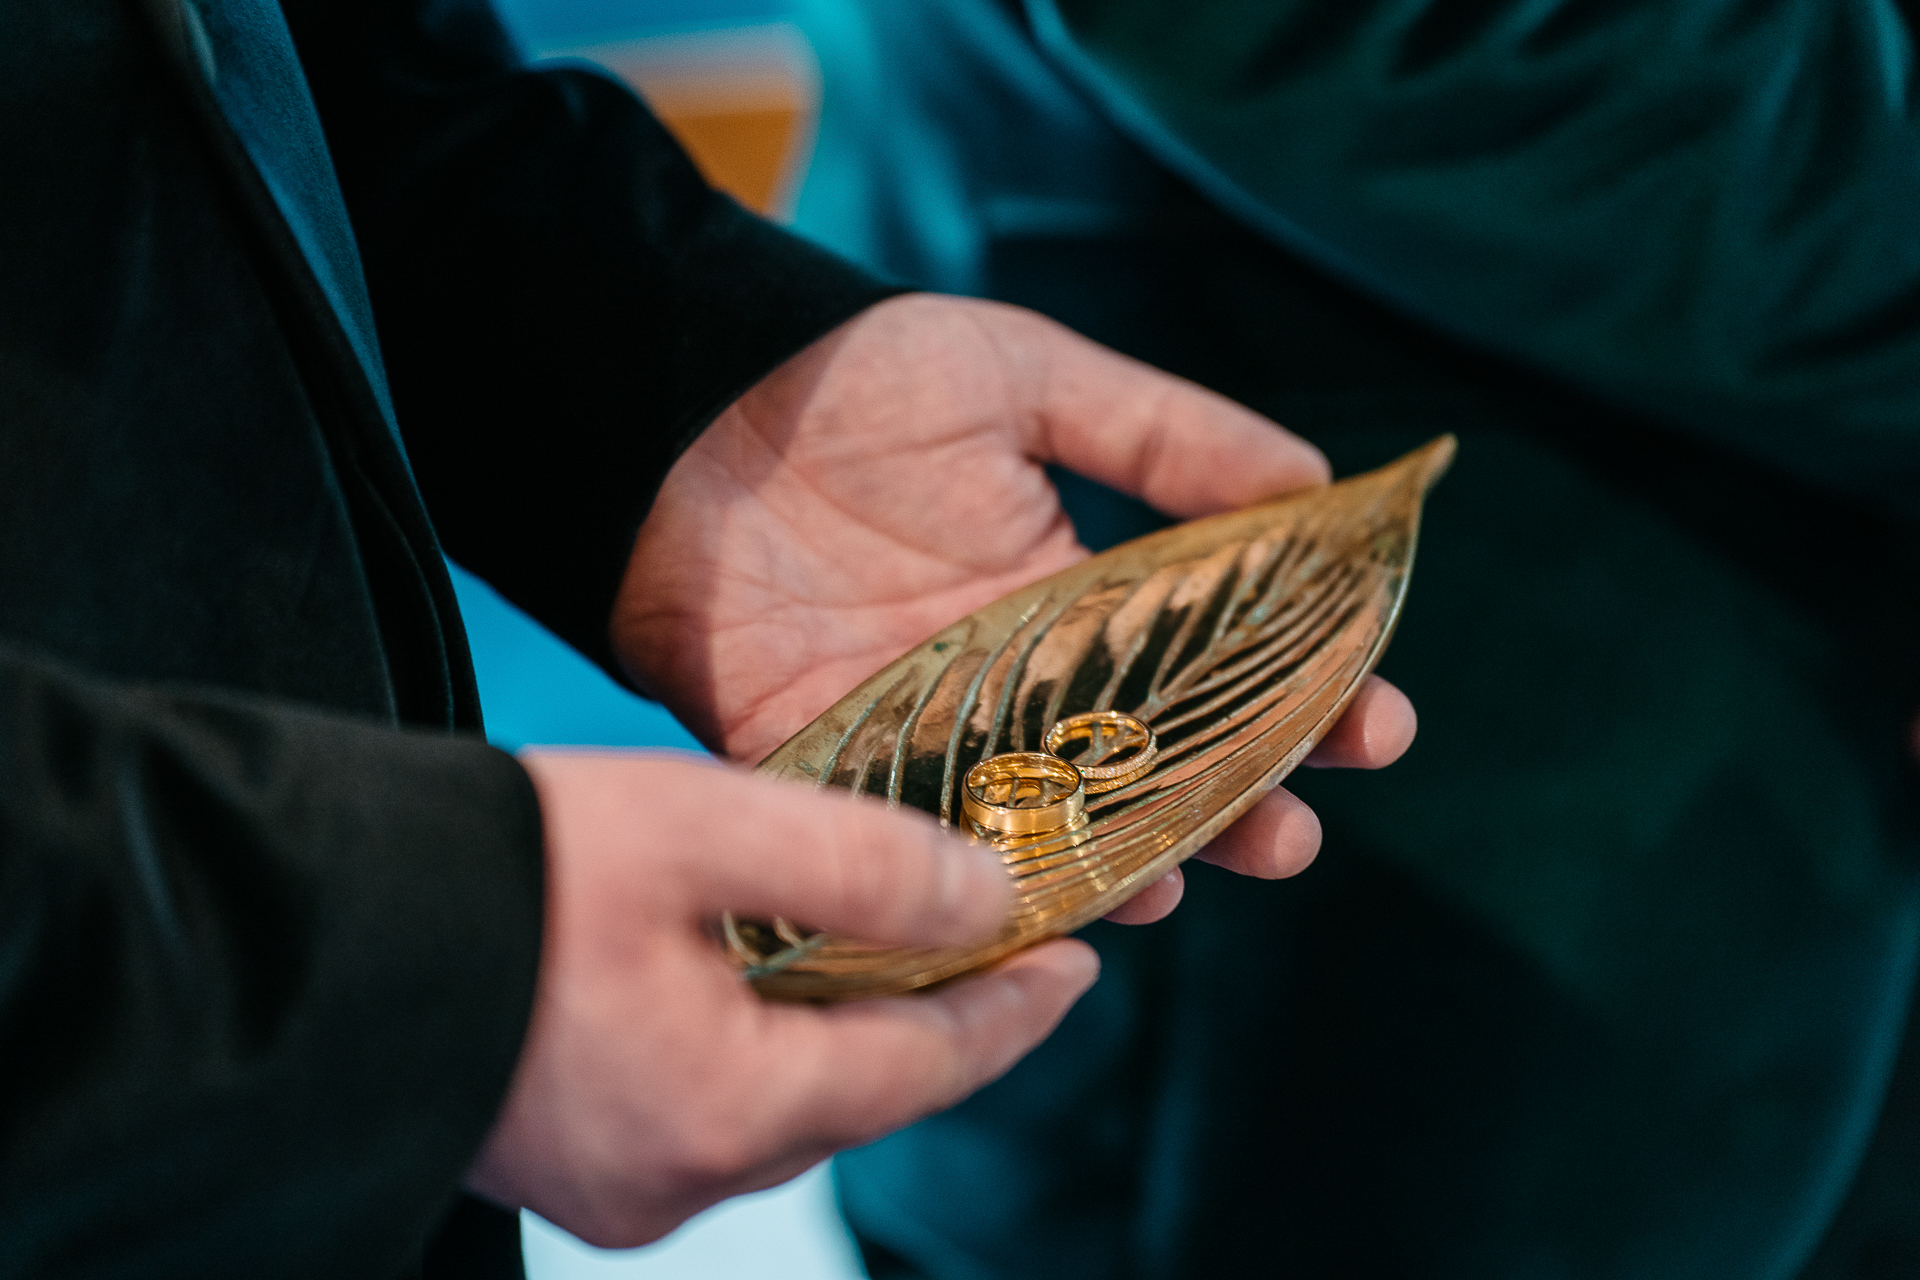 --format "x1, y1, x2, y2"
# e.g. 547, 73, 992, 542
464, 295, 1417, 1247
